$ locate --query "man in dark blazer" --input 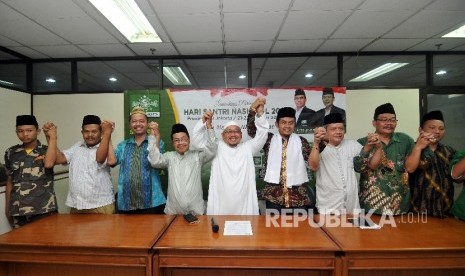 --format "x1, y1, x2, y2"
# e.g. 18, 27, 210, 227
314, 87, 346, 127
294, 88, 316, 128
